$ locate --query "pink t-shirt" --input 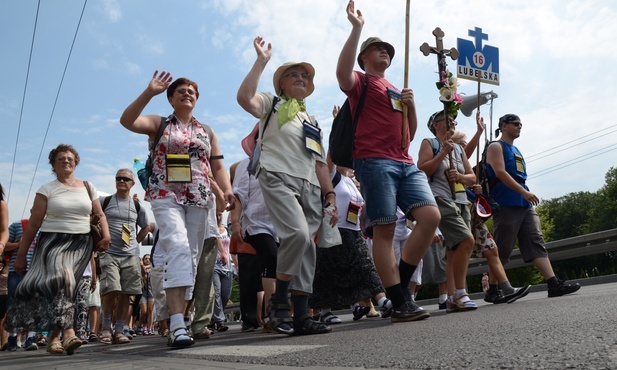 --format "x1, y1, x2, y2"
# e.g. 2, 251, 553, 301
345, 71, 413, 164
